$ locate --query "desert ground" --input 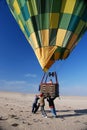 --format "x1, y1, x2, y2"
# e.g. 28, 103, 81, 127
0, 91, 87, 130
